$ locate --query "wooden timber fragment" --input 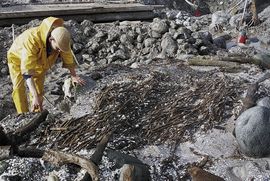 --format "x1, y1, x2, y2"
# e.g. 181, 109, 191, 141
80, 132, 113, 181
188, 166, 225, 181
90, 132, 112, 166
42, 149, 99, 181
13, 109, 49, 138
187, 55, 269, 69
220, 57, 261, 65
187, 57, 240, 68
